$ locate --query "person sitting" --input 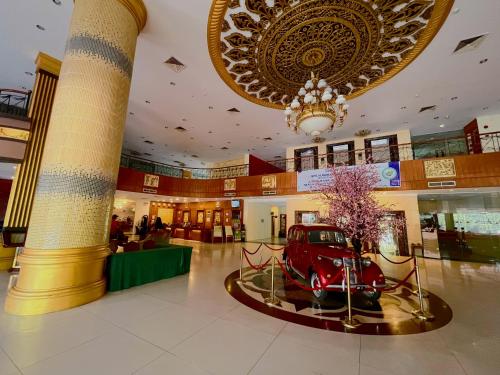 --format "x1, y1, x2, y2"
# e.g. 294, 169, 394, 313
154, 216, 164, 230
110, 214, 120, 240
